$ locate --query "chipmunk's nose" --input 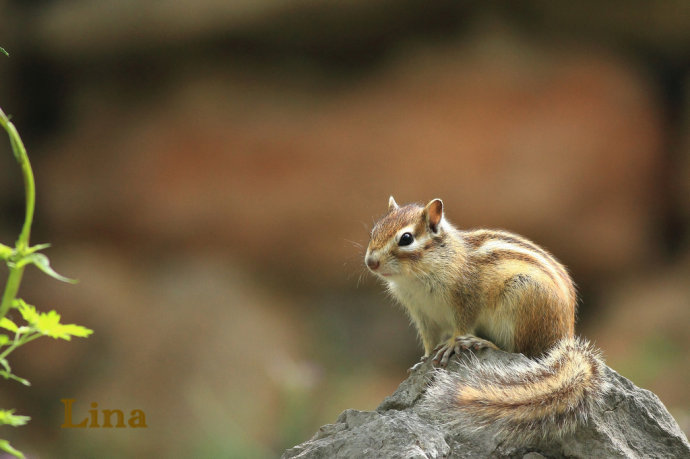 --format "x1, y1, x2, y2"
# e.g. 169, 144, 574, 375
365, 254, 380, 271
